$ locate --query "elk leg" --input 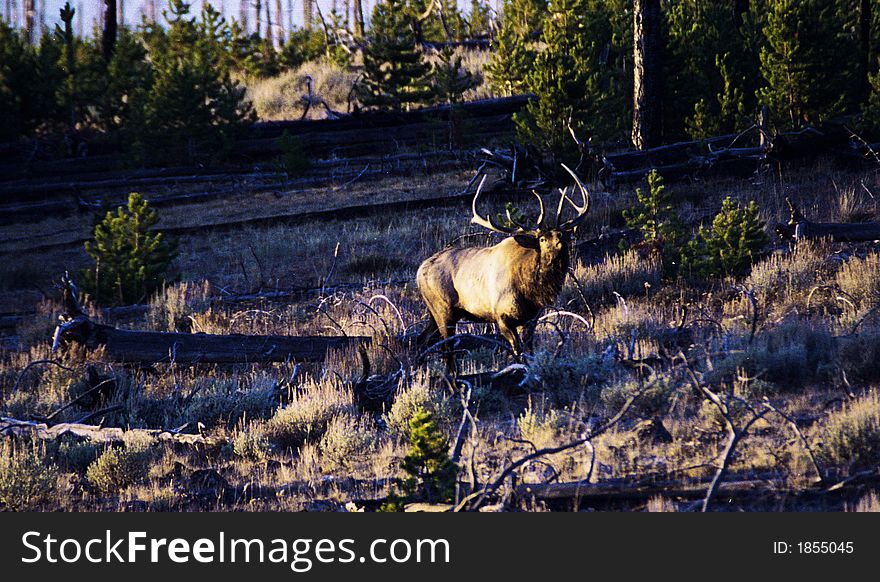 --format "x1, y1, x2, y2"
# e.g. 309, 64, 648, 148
417, 316, 441, 349
419, 306, 459, 372
521, 319, 537, 353
497, 317, 523, 357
